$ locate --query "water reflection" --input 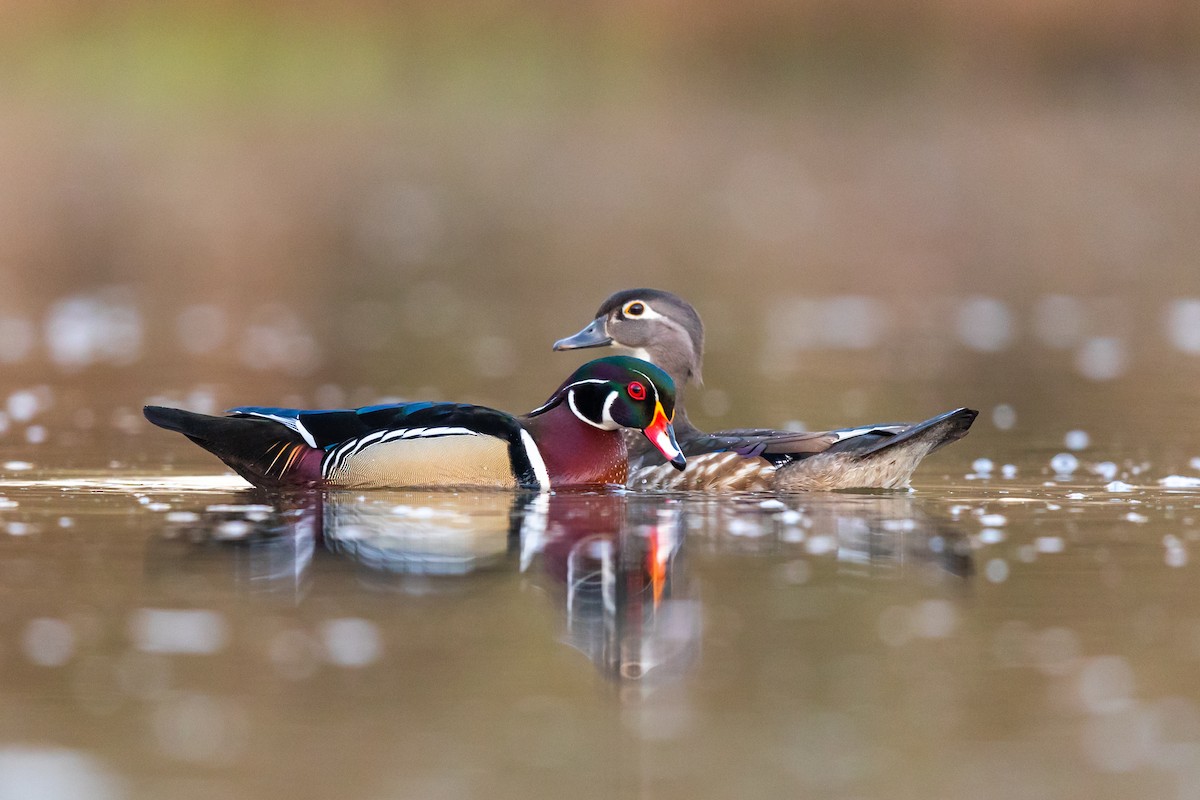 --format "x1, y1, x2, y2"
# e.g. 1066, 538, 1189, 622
147, 488, 969, 682
535, 495, 696, 683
